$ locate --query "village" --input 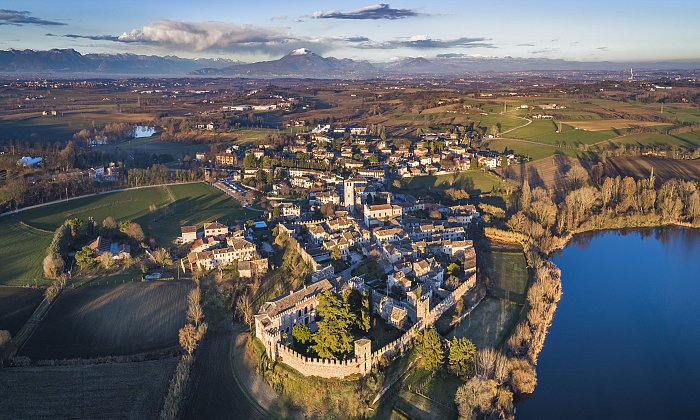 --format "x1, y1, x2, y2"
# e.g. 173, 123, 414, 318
177, 149, 481, 377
